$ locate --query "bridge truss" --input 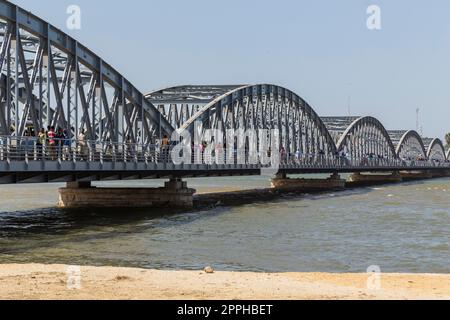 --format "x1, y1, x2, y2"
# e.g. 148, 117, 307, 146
0, 0, 174, 146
